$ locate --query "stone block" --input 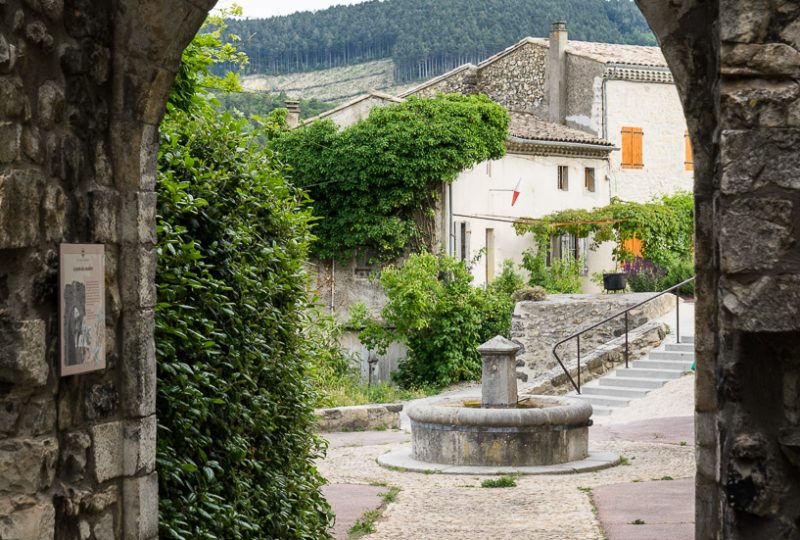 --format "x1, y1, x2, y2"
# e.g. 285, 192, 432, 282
86, 383, 119, 420
91, 421, 123, 483
90, 189, 119, 243
123, 415, 156, 476
719, 0, 770, 42
122, 473, 158, 540
314, 404, 402, 432
0, 121, 21, 163
17, 397, 57, 436
721, 275, 800, 332
120, 191, 156, 245
42, 183, 66, 243
721, 80, 800, 129
0, 437, 57, 494
0, 76, 26, 120
93, 511, 115, 540
0, 497, 55, 540
719, 198, 793, 273
37, 80, 63, 128
721, 129, 800, 194
120, 247, 156, 309
120, 309, 156, 418
61, 430, 91, 482
22, 126, 43, 163
722, 43, 800, 78
0, 169, 45, 248
0, 319, 48, 387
